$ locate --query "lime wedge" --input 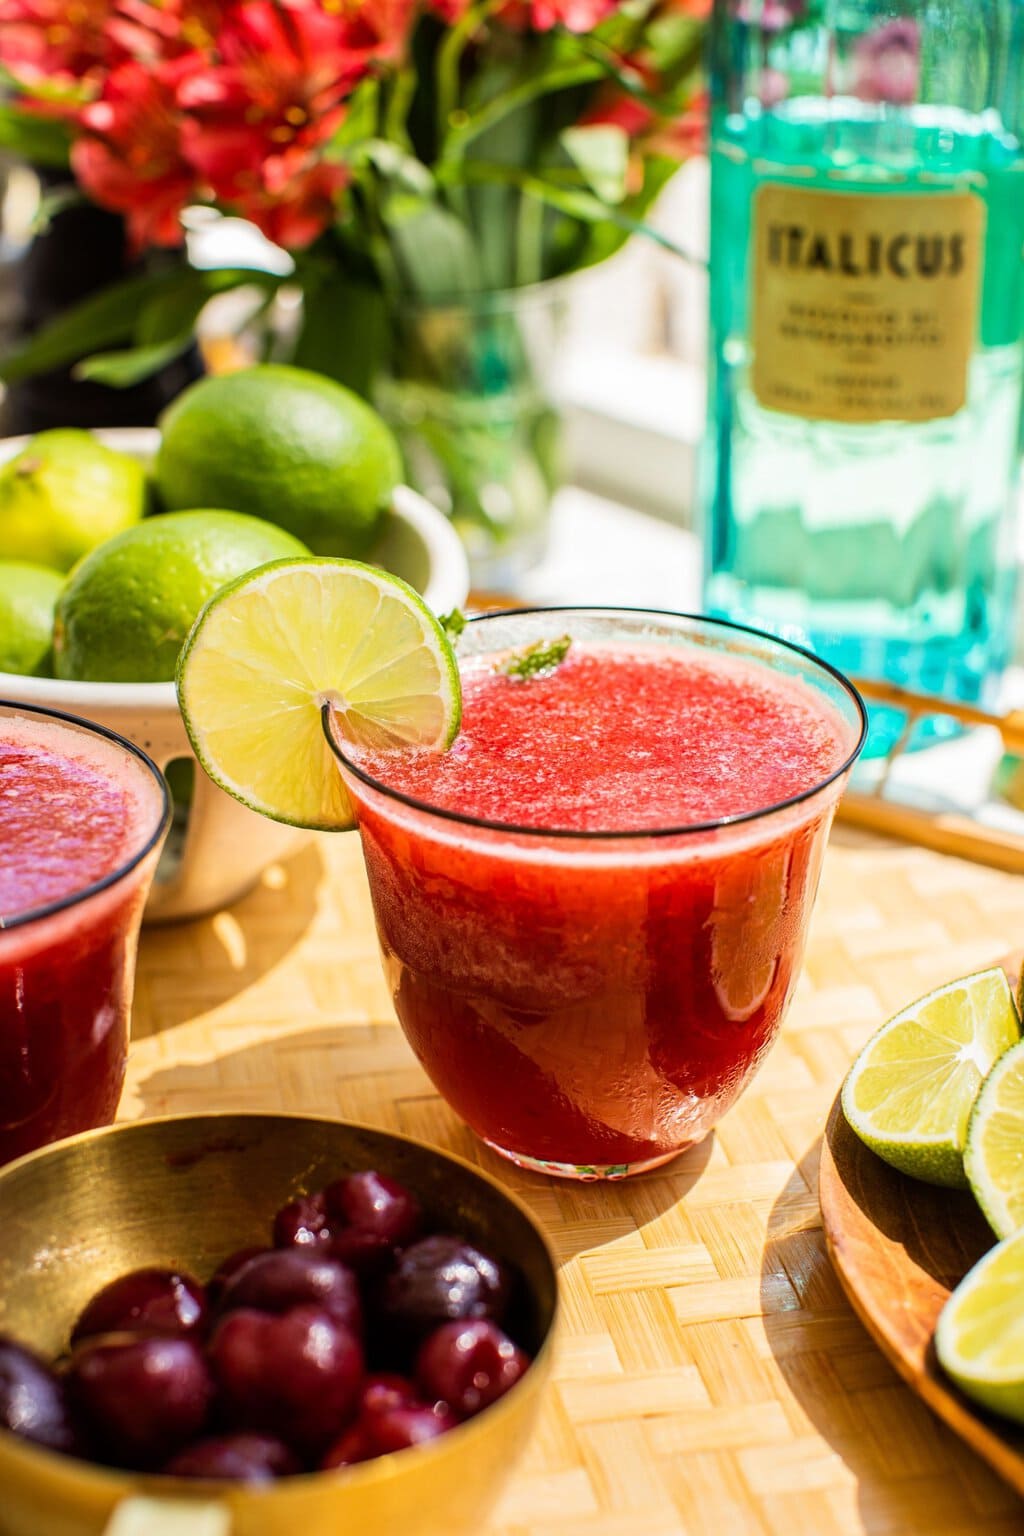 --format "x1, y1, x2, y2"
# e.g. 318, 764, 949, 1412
176, 558, 461, 831
964, 1037, 1024, 1238
936, 1228, 1024, 1423
840, 969, 1021, 1188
